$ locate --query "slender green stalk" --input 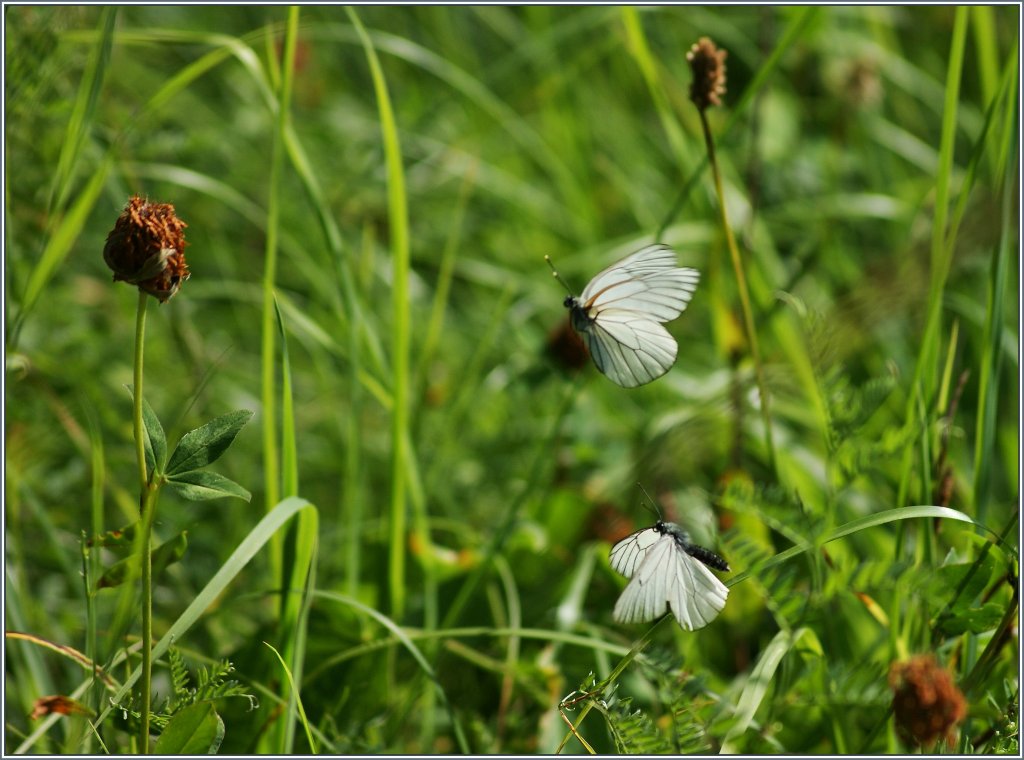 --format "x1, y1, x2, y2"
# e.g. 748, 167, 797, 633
894, 8, 968, 516
260, 9, 301, 753
348, 6, 411, 619
273, 11, 300, 504
698, 108, 776, 474
262, 9, 300, 588
133, 294, 149, 492
972, 93, 1016, 524
132, 290, 155, 754
138, 485, 158, 754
